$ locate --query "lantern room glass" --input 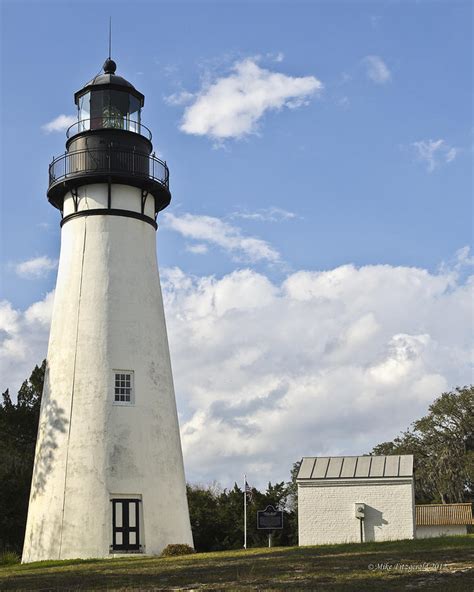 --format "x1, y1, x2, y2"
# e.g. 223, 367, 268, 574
78, 90, 141, 134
